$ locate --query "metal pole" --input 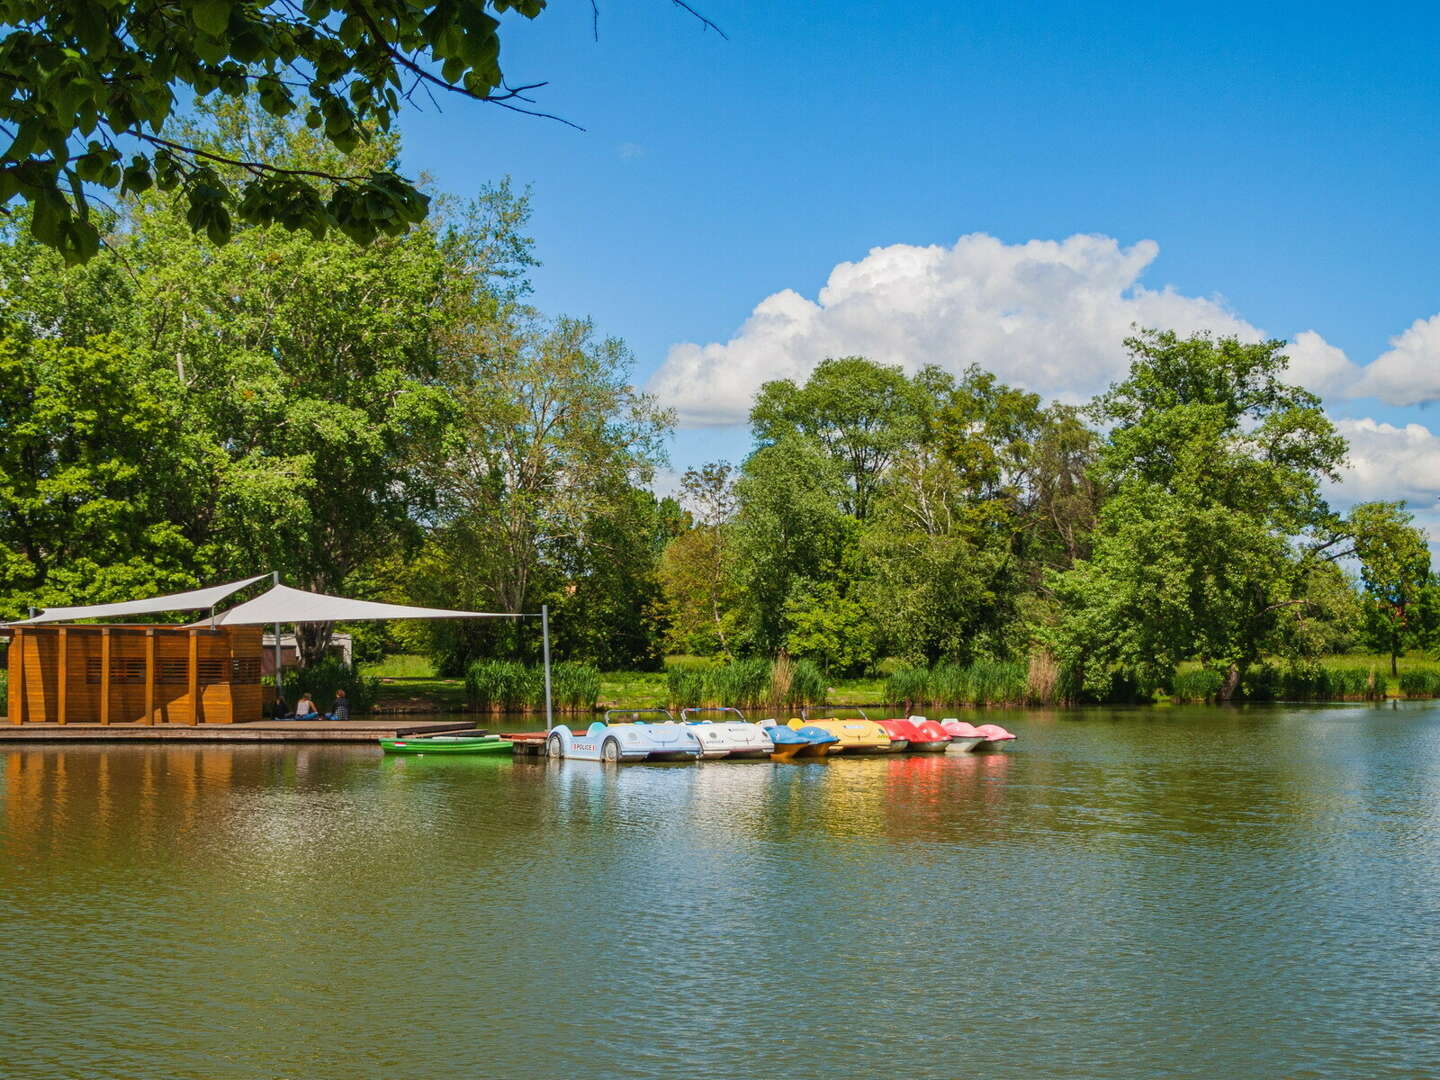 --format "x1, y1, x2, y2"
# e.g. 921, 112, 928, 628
272, 571, 283, 702
541, 604, 553, 732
